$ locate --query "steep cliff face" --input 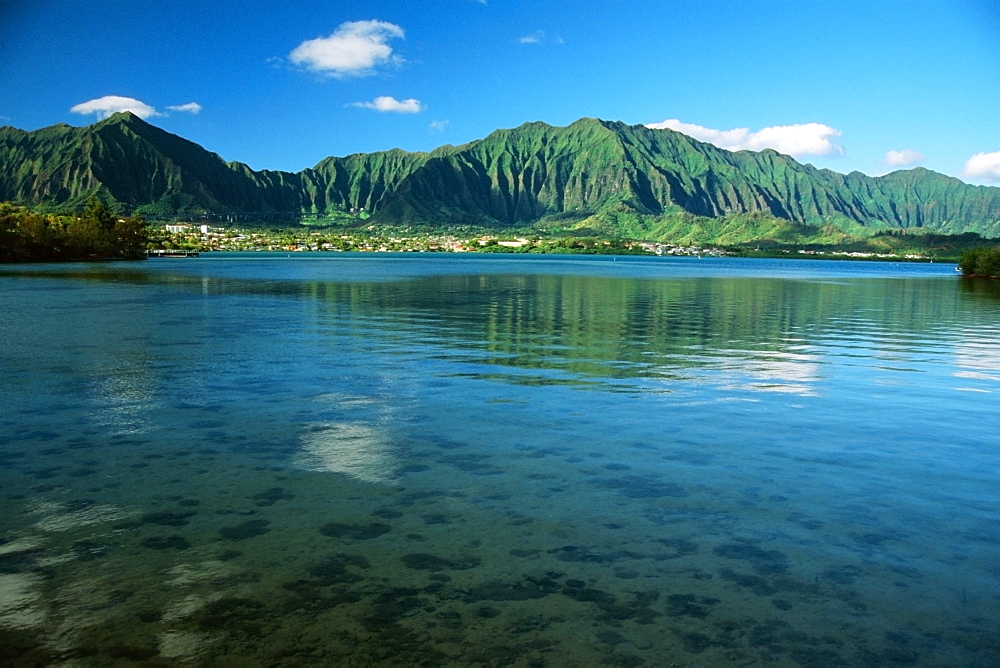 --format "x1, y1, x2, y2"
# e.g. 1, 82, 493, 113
2, 113, 999, 237
0, 113, 263, 213
371, 118, 1000, 235
305, 148, 432, 215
